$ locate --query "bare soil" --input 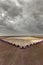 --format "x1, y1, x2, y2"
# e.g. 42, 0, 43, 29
0, 40, 43, 65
